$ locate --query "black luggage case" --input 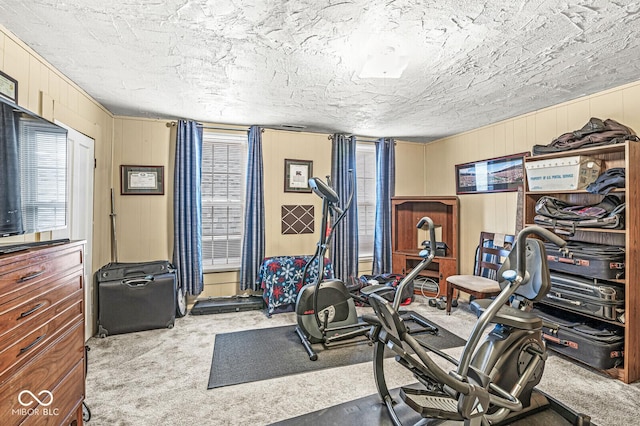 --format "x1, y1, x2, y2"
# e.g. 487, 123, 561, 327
97, 261, 176, 337
545, 272, 625, 322
534, 305, 624, 370
544, 241, 625, 280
